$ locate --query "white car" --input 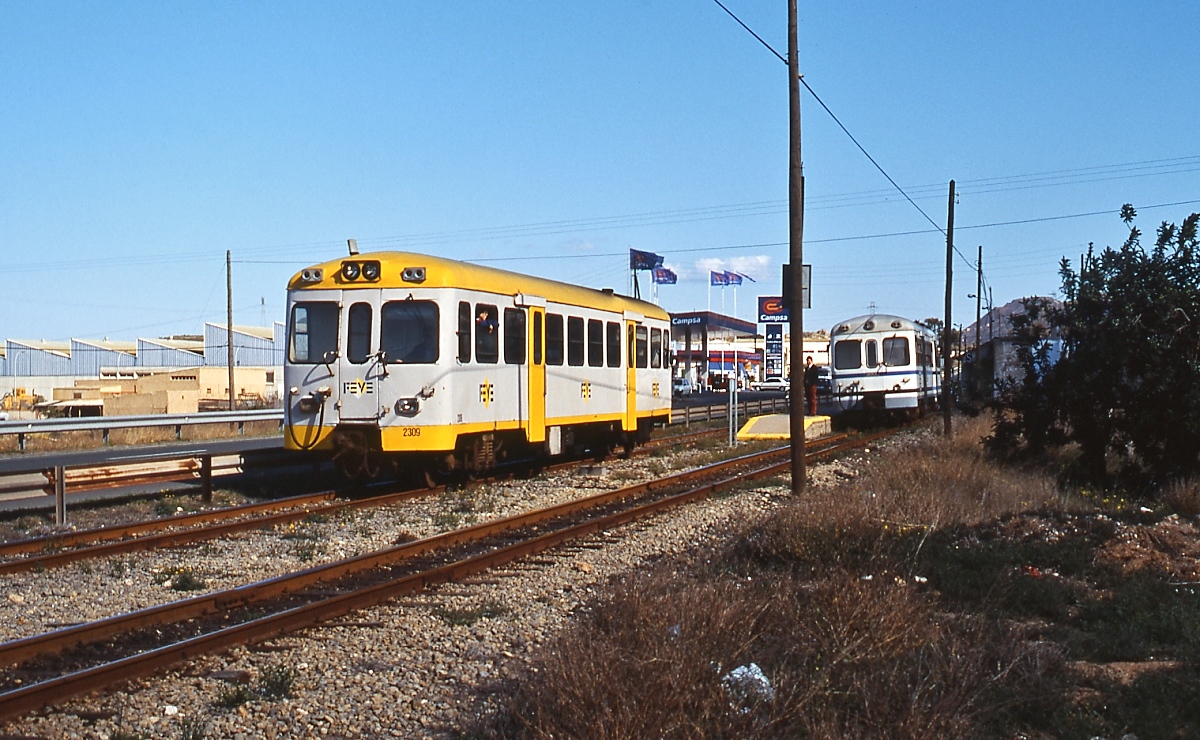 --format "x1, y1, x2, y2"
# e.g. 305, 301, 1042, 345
751, 377, 790, 392
672, 377, 694, 396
